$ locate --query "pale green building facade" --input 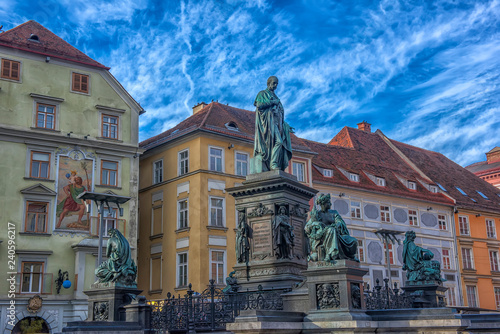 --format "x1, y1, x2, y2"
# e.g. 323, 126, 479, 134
0, 21, 143, 333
